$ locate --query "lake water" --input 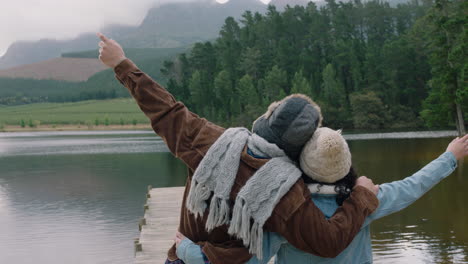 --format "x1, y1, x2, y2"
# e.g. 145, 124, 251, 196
0, 131, 466, 264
